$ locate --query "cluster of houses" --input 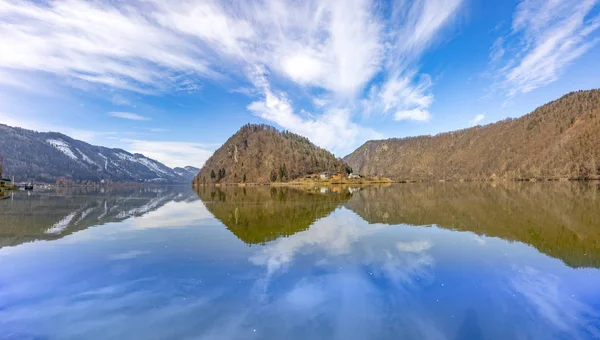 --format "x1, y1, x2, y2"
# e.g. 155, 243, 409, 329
304, 171, 363, 180
0, 176, 13, 188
